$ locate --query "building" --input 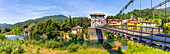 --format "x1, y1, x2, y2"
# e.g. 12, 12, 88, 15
88, 13, 107, 40
108, 19, 122, 28
72, 26, 83, 34
122, 19, 128, 24
104, 18, 107, 23
137, 17, 143, 21
22, 28, 28, 36
90, 13, 105, 28
141, 21, 156, 27
127, 20, 144, 30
